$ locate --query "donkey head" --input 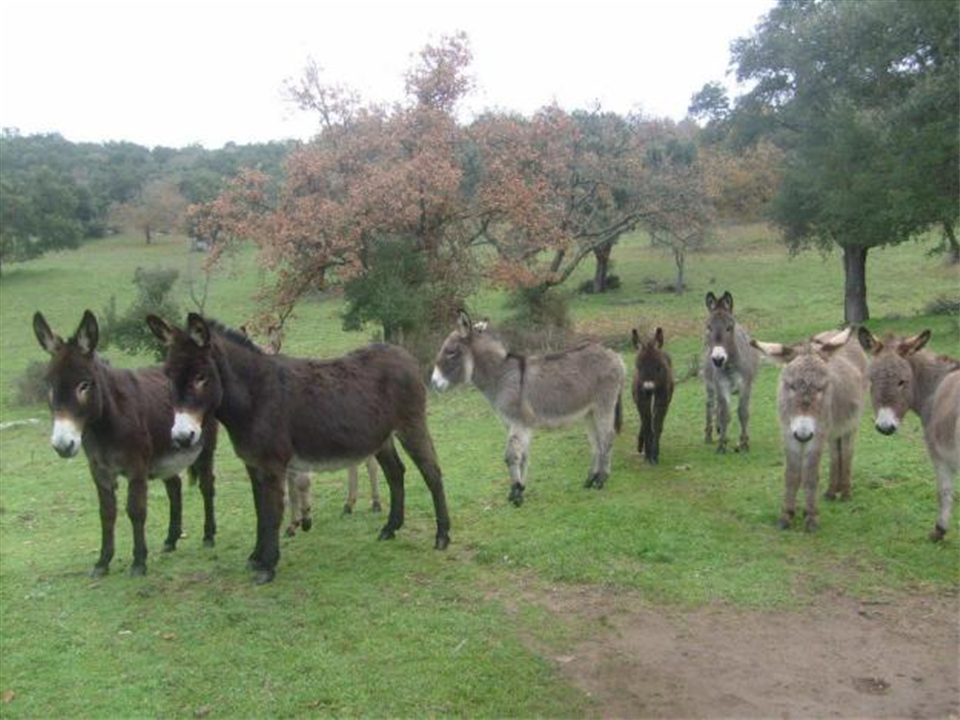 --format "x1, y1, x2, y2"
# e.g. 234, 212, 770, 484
432, 310, 495, 392
858, 327, 929, 436
705, 291, 736, 368
33, 310, 103, 458
752, 327, 853, 444
147, 313, 222, 450
632, 327, 669, 392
